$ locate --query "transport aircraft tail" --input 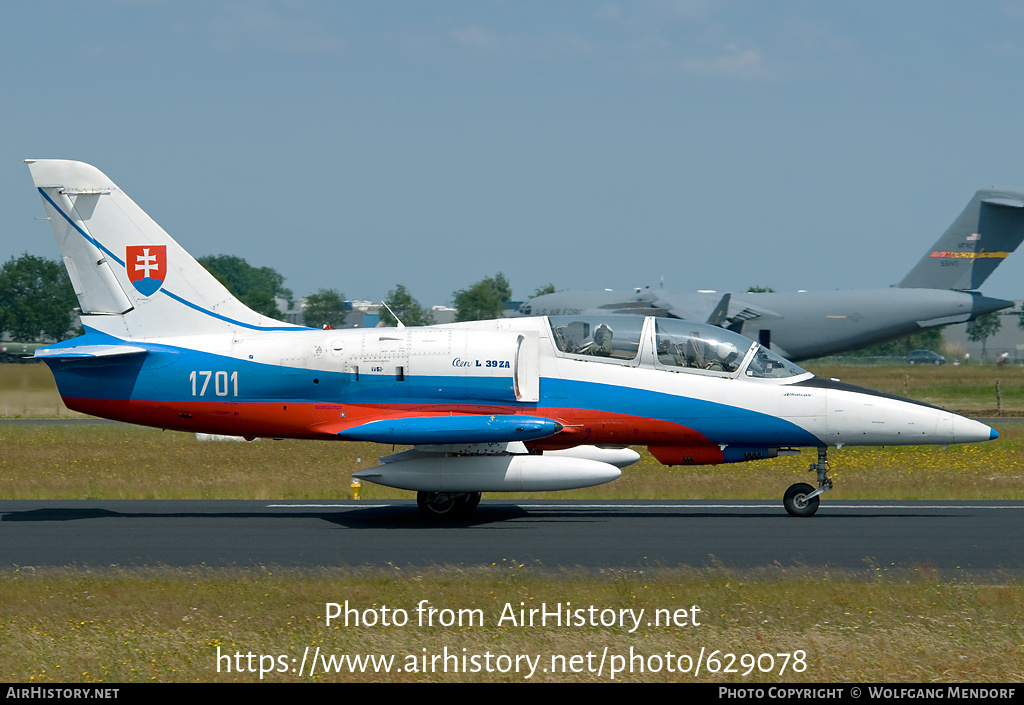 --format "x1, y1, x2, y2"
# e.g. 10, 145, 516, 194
897, 189, 1024, 290
25, 159, 299, 341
